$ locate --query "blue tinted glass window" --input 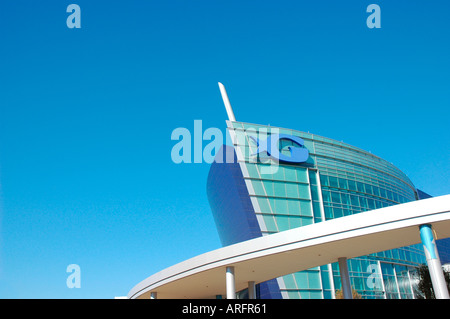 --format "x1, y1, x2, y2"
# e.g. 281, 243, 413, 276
331, 191, 341, 203
350, 194, 359, 206
310, 186, 320, 201
310, 291, 322, 299
245, 163, 259, 178
367, 198, 375, 210
329, 176, 338, 188
320, 174, 329, 186
359, 197, 368, 209
299, 291, 310, 299
290, 216, 301, 228
348, 180, 357, 191
323, 290, 332, 299
263, 215, 278, 232
309, 171, 318, 185
286, 183, 299, 198
272, 166, 285, 180
263, 180, 274, 196
288, 291, 301, 299
298, 184, 311, 200
338, 178, 348, 189
357, 182, 365, 193
312, 202, 322, 220
277, 216, 290, 231
322, 190, 331, 203
257, 197, 271, 213
287, 199, 300, 215
321, 272, 331, 290
284, 166, 297, 182
300, 200, 312, 216
341, 193, 350, 205
296, 169, 308, 183
273, 181, 286, 197
294, 272, 308, 288
282, 274, 297, 288
274, 198, 288, 214
251, 180, 265, 196
373, 186, 380, 197
324, 206, 333, 220
334, 208, 343, 218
